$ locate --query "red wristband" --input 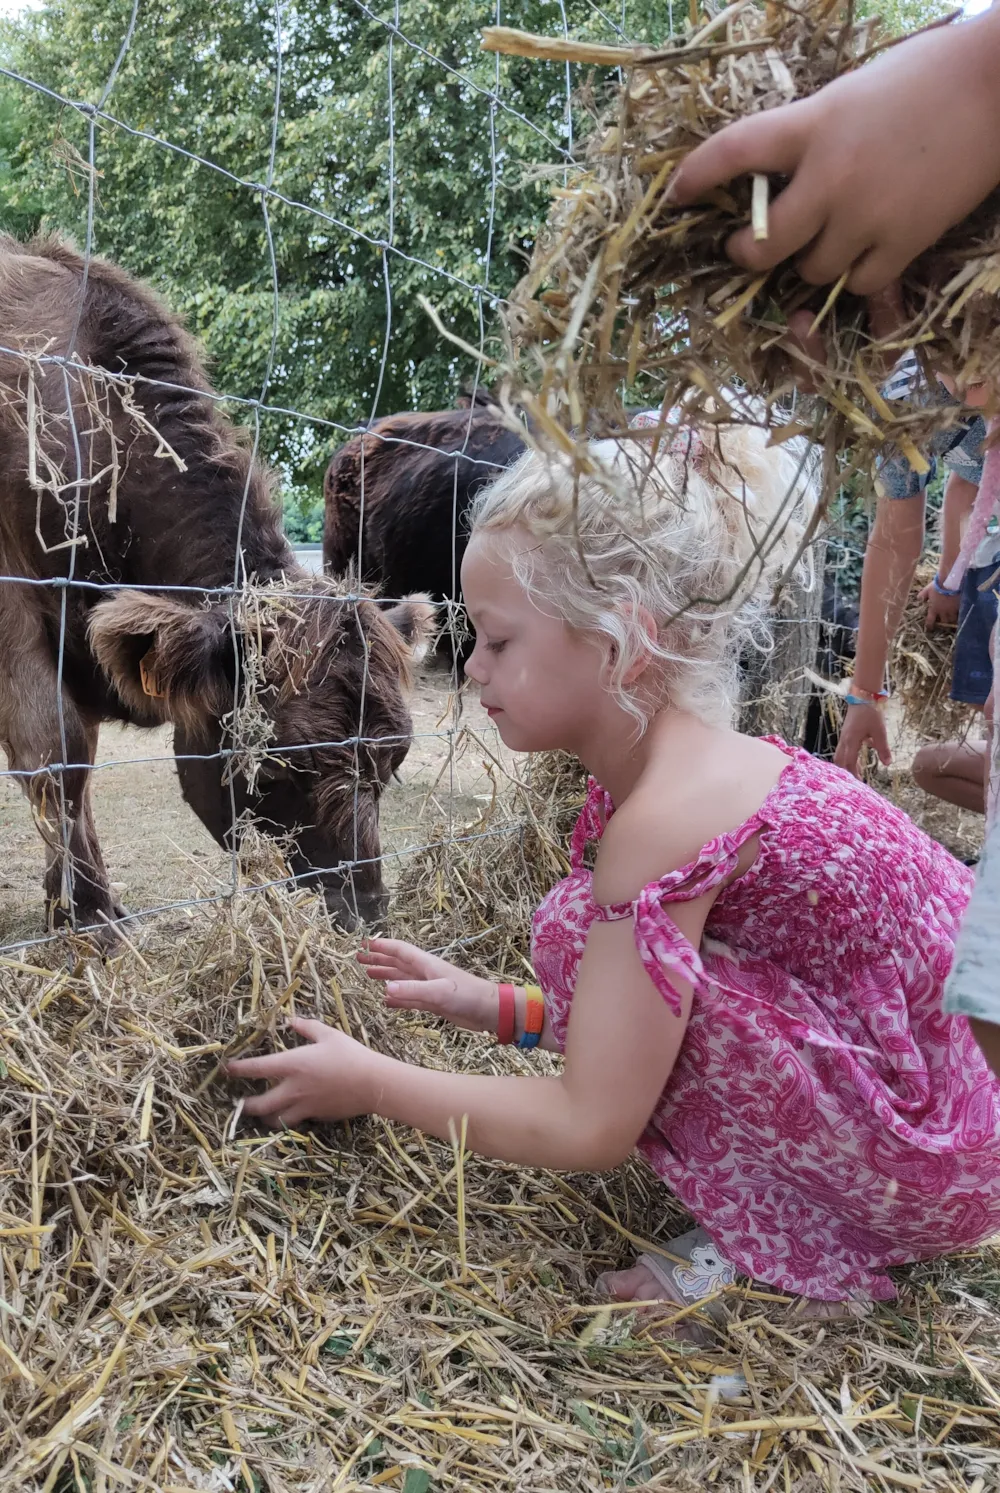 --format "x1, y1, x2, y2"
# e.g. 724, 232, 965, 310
496, 983, 516, 1045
